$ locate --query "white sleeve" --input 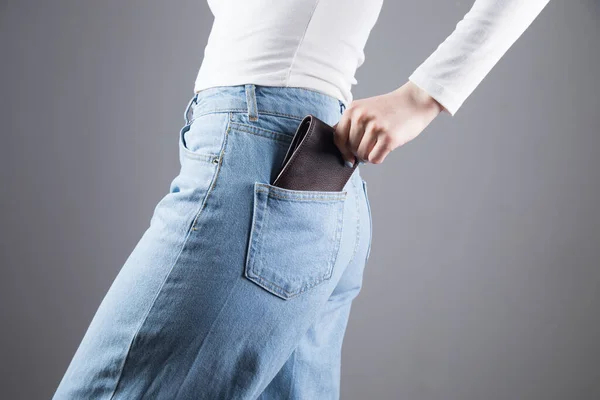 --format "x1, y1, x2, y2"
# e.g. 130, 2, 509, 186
408, 0, 551, 116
